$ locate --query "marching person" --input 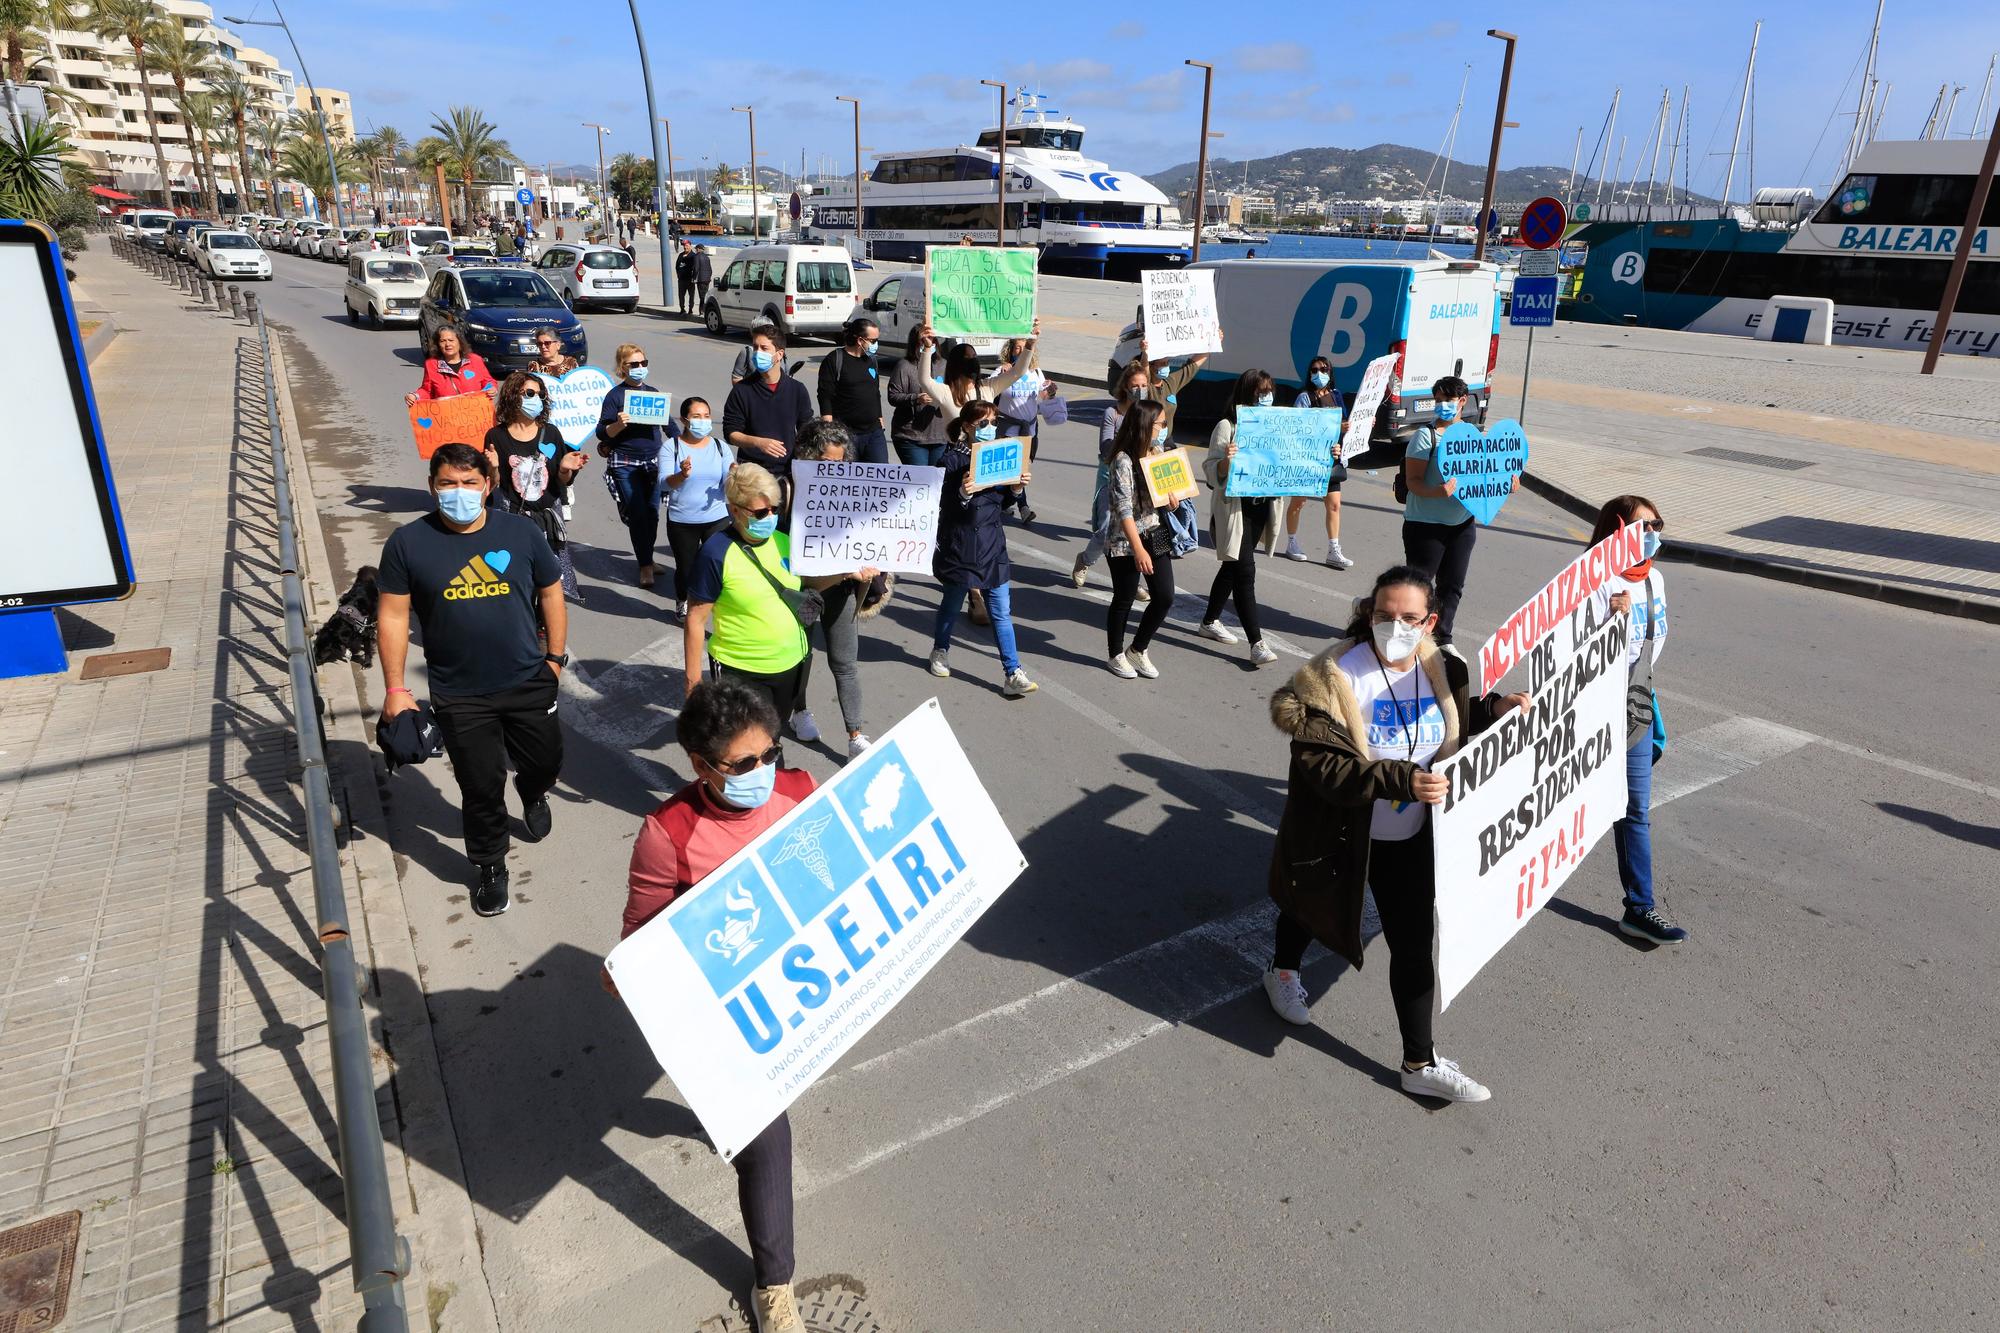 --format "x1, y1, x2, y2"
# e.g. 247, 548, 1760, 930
788, 420, 886, 755
1070, 356, 1156, 594
1282, 354, 1353, 568
404, 325, 497, 406
815, 317, 890, 465
529, 325, 579, 378
992, 335, 1055, 525
1261, 565, 1528, 1101
1400, 375, 1509, 646
594, 343, 666, 589
730, 319, 776, 384
682, 466, 814, 733
1103, 398, 1176, 680
486, 371, 587, 601
888, 323, 949, 467
1198, 369, 1279, 666
376, 444, 566, 917
609, 678, 812, 1333
658, 395, 734, 620
674, 240, 697, 317
724, 326, 815, 483
1589, 494, 1687, 946
927, 401, 1037, 699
